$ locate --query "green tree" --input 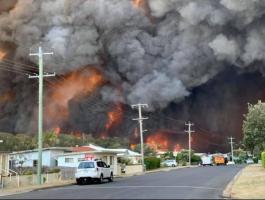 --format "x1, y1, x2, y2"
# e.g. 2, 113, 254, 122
43, 132, 58, 147
161, 151, 175, 160
243, 101, 265, 156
